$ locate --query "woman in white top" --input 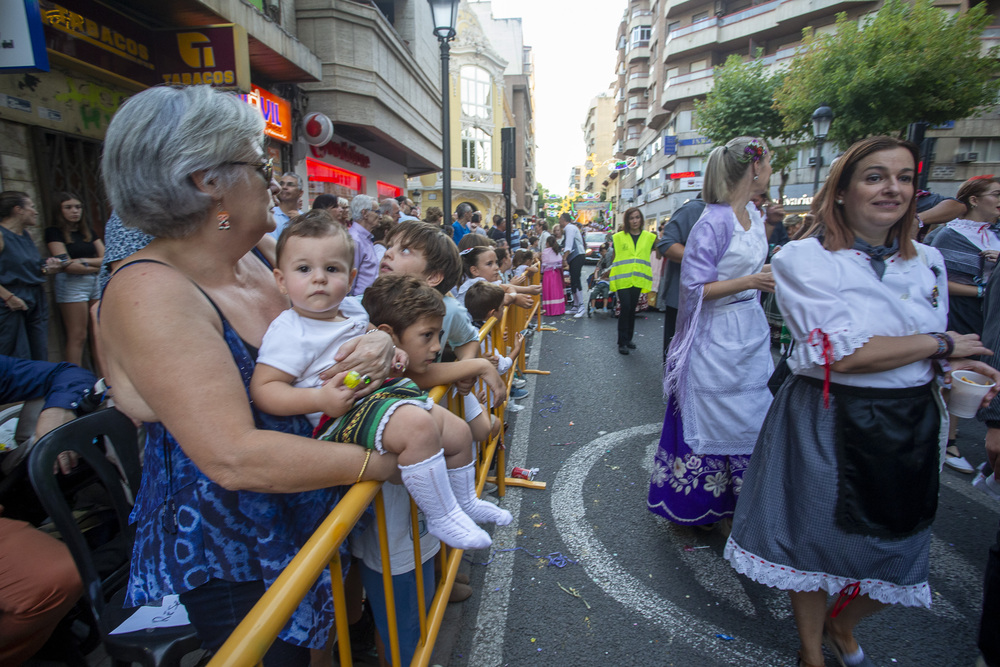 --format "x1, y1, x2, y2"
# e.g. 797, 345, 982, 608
725, 137, 1000, 667
930, 176, 1000, 472
647, 137, 775, 528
